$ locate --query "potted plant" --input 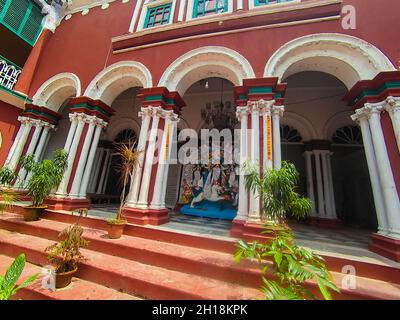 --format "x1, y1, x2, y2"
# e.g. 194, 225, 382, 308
20, 149, 68, 221
45, 212, 89, 289
107, 141, 140, 239
0, 166, 18, 214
